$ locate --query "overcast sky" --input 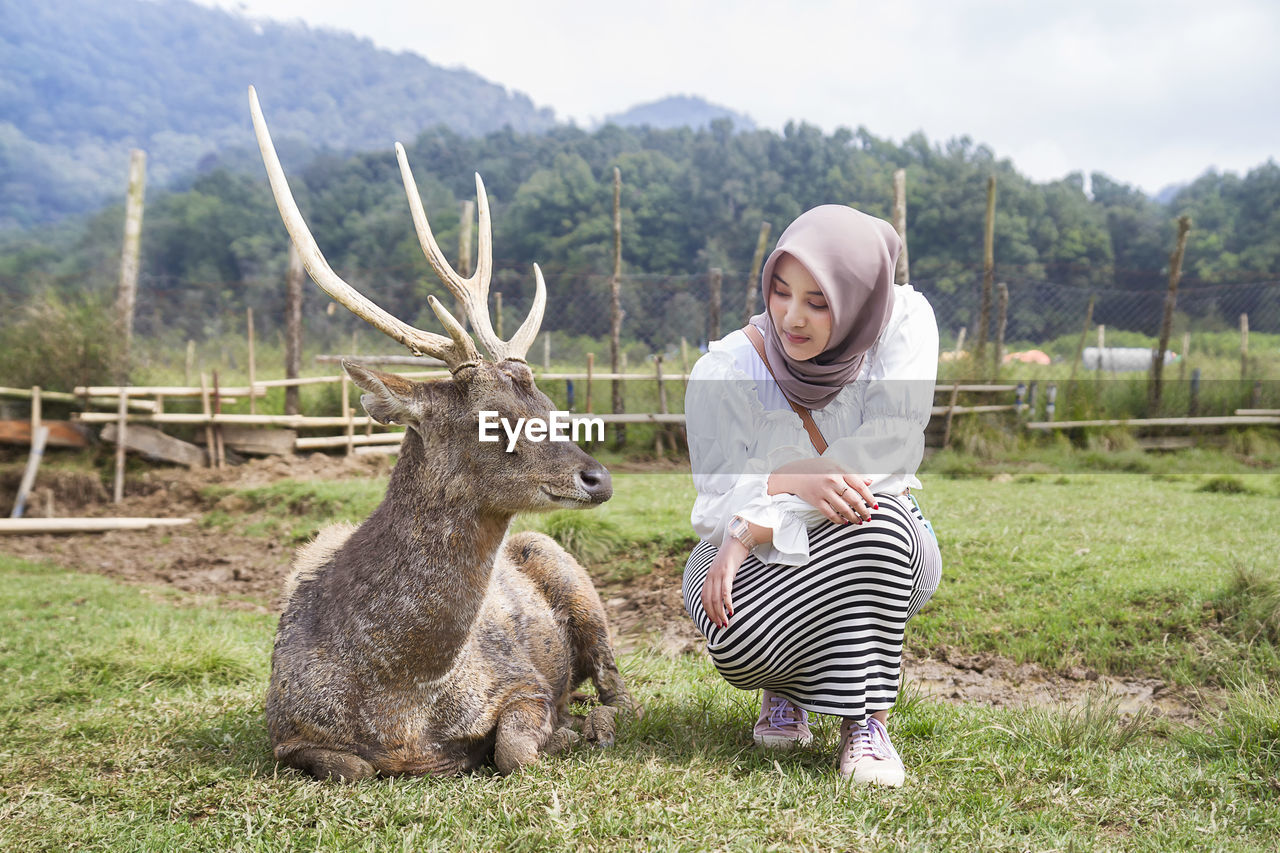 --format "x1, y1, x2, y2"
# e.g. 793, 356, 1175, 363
199, 0, 1278, 195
